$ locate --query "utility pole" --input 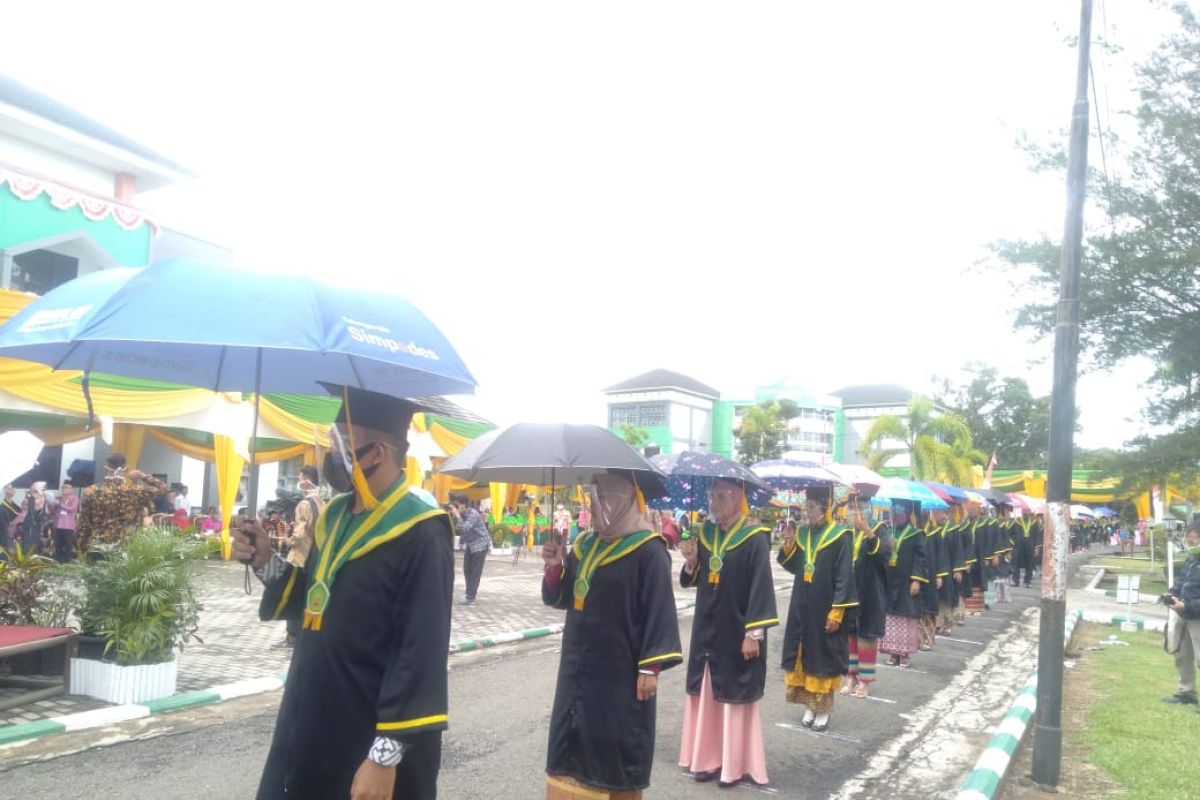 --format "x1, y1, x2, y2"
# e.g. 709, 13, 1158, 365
1032, 0, 1092, 787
